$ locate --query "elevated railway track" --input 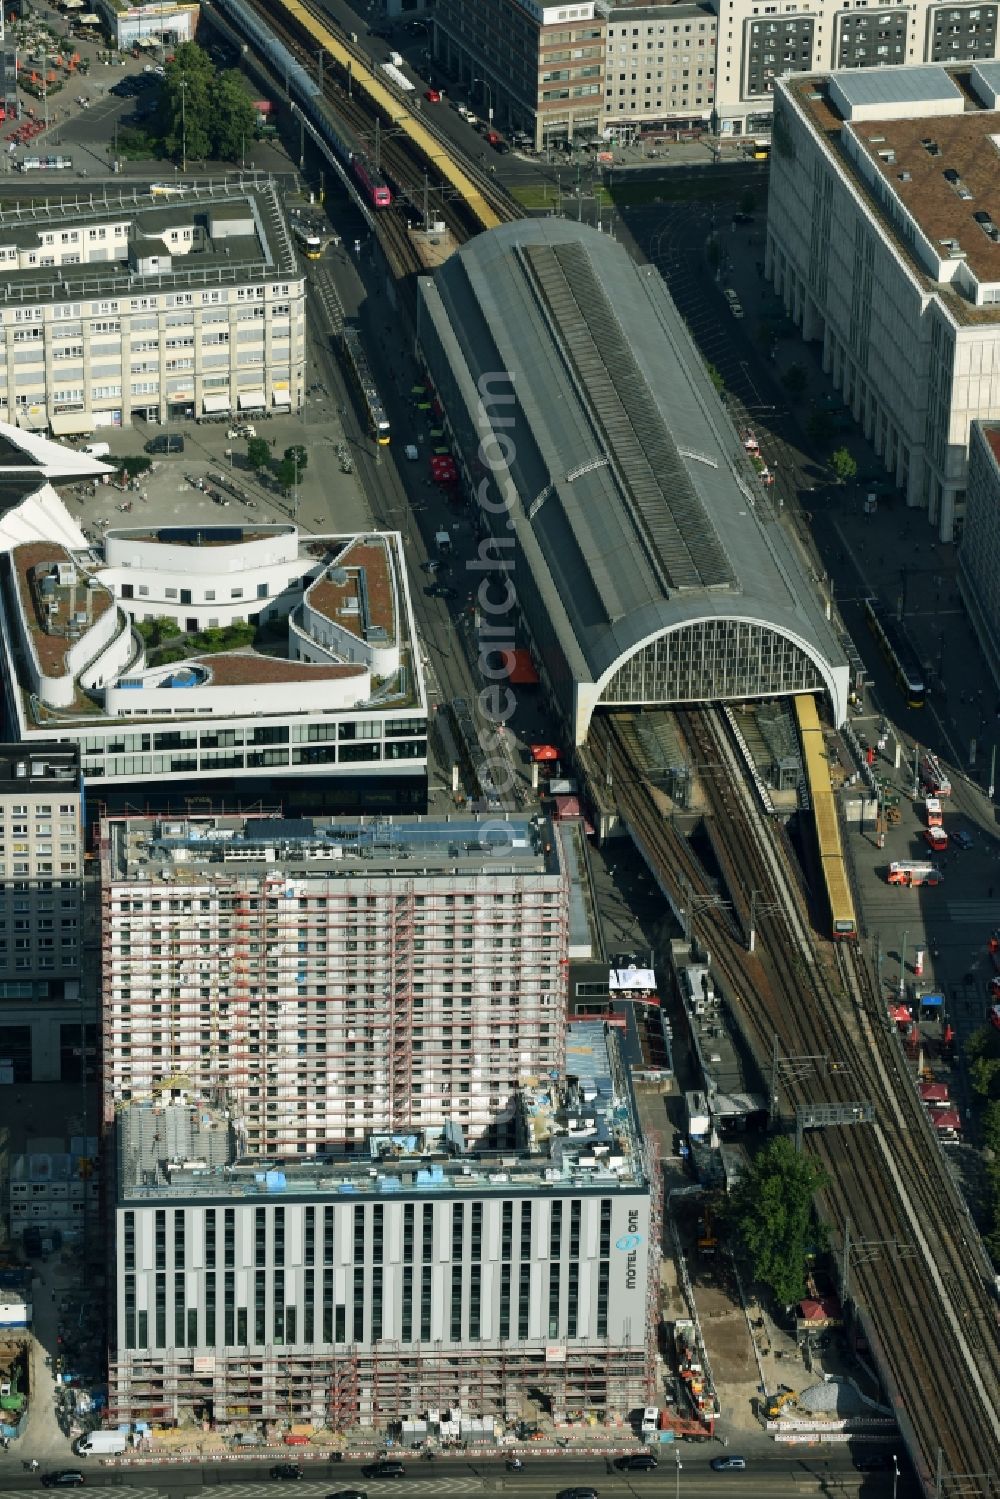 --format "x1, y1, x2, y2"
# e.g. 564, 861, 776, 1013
214, 0, 520, 275
590, 706, 1000, 1497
